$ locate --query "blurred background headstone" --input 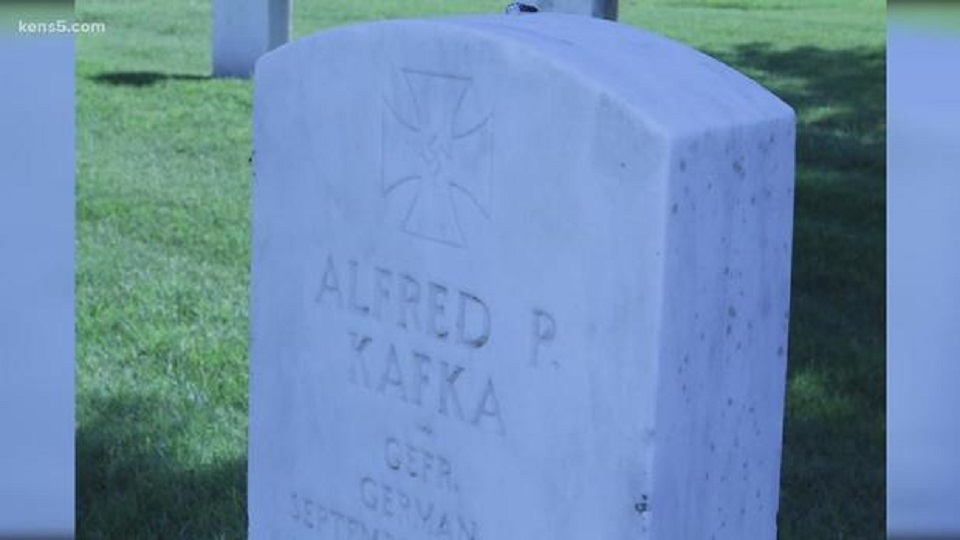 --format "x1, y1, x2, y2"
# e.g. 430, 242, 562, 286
888, 3, 960, 537
534, 0, 618, 20
0, 9, 76, 539
213, 0, 291, 78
